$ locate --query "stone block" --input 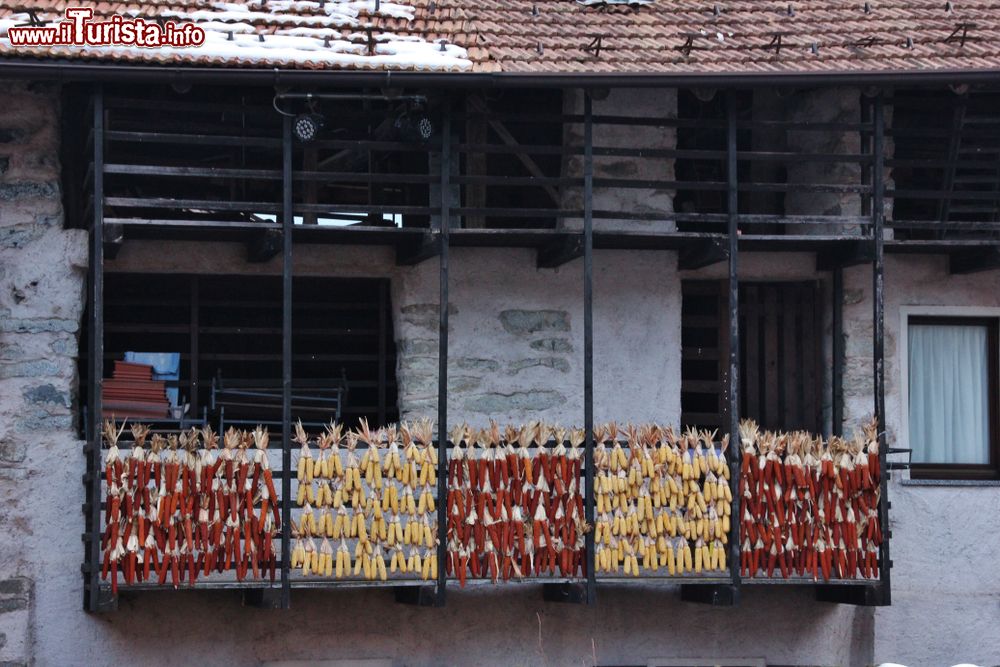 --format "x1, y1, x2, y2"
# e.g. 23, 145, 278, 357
455, 357, 499, 372
463, 390, 566, 414
0, 224, 45, 250
399, 303, 457, 332
0, 181, 58, 201
0, 441, 25, 465
499, 309, 570, 335
397, 338, 437, 356
529, 337, 573, 353
0, 318, 78, 334
0, 359, 60, 379
21, 383, 69, 407
506, 357, 570, 374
